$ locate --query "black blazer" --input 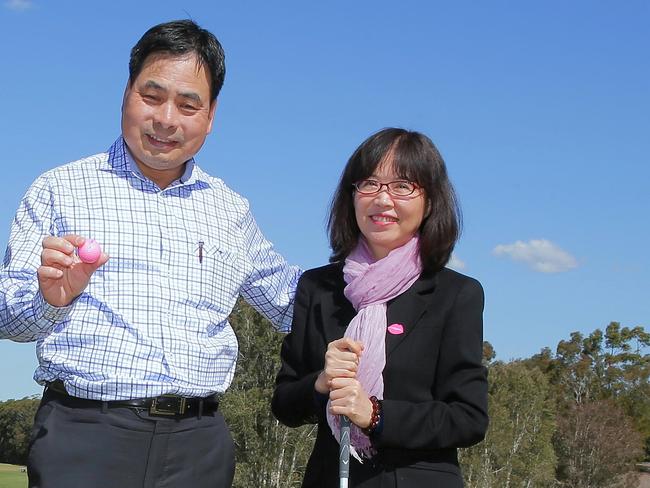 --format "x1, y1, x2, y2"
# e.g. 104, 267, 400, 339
272, 263, 488, 488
